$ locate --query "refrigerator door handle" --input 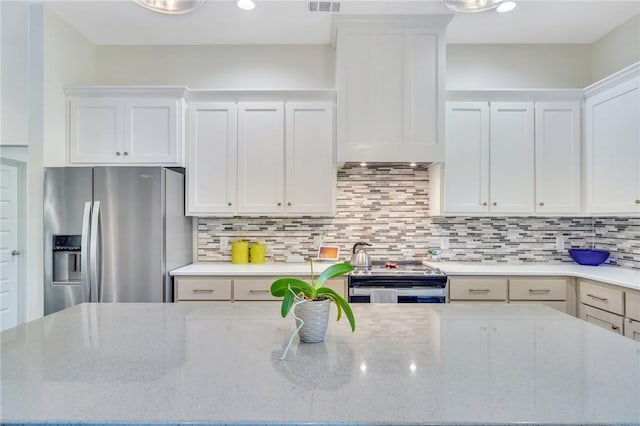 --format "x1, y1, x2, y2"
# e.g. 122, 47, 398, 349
90, 201, 101, 303
81, 202, 92, 302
